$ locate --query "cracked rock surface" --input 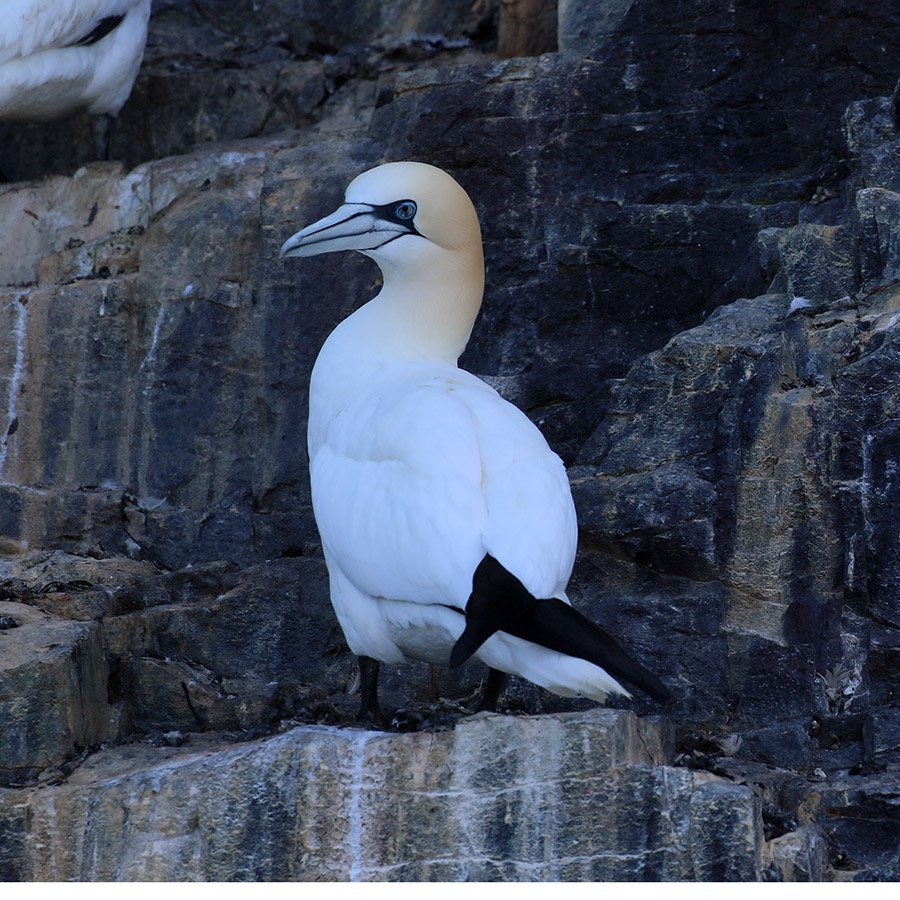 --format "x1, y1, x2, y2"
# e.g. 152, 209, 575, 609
3, 0, 900, 882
